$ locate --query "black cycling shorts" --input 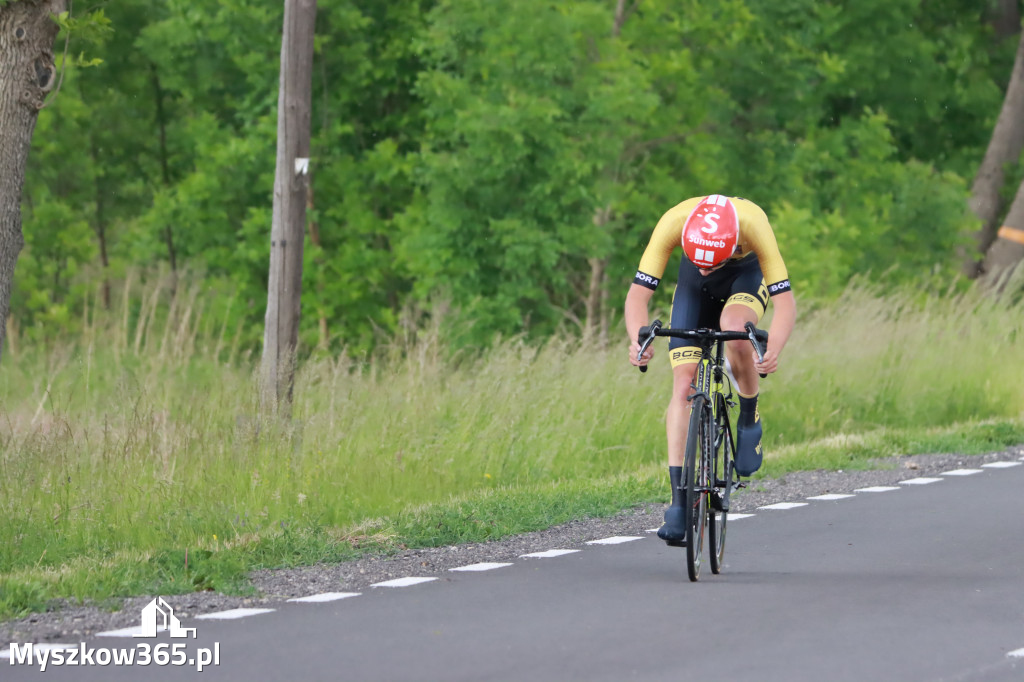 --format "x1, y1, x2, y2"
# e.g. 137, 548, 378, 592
668, 254, 768, 367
